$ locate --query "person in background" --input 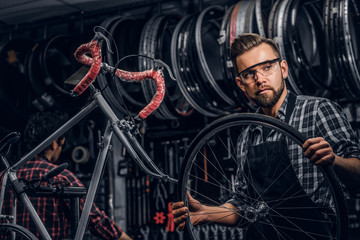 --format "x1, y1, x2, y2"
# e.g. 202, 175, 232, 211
172, 33, 360, 239
1, 111, 132, 240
